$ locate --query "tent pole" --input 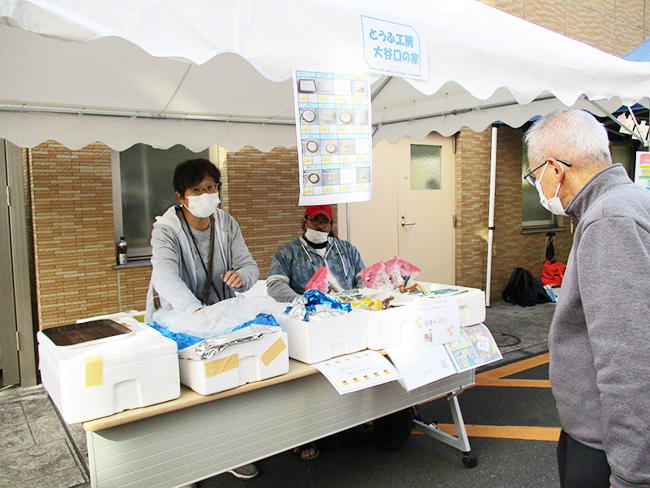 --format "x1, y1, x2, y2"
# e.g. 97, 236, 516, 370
486, 126, 498, 307
346, 203, 351, 242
